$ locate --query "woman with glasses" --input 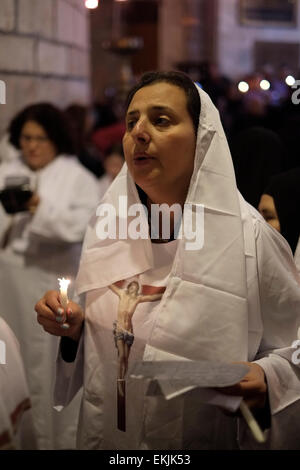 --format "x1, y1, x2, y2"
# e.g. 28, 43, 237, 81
0, 103, 100, 449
